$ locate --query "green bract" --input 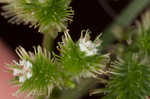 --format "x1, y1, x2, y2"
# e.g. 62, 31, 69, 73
136, 12, 150, 55
104, 54, 150, 99
12, 46, 63, 96
2, 0, 73, 36
138, 29, 150, 55
58, 31, 109, 83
